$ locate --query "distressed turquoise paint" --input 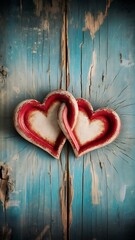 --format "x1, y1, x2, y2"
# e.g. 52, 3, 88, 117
0, 0, 66, 239
0, 0, 135, 239
68, 0, 135, 239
